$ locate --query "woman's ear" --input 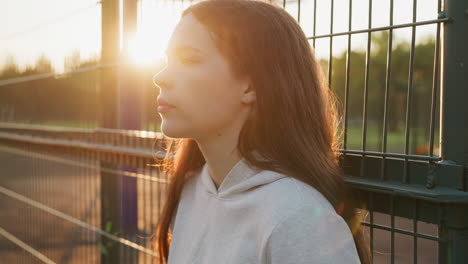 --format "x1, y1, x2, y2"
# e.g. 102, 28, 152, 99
242, 83, 256, 104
